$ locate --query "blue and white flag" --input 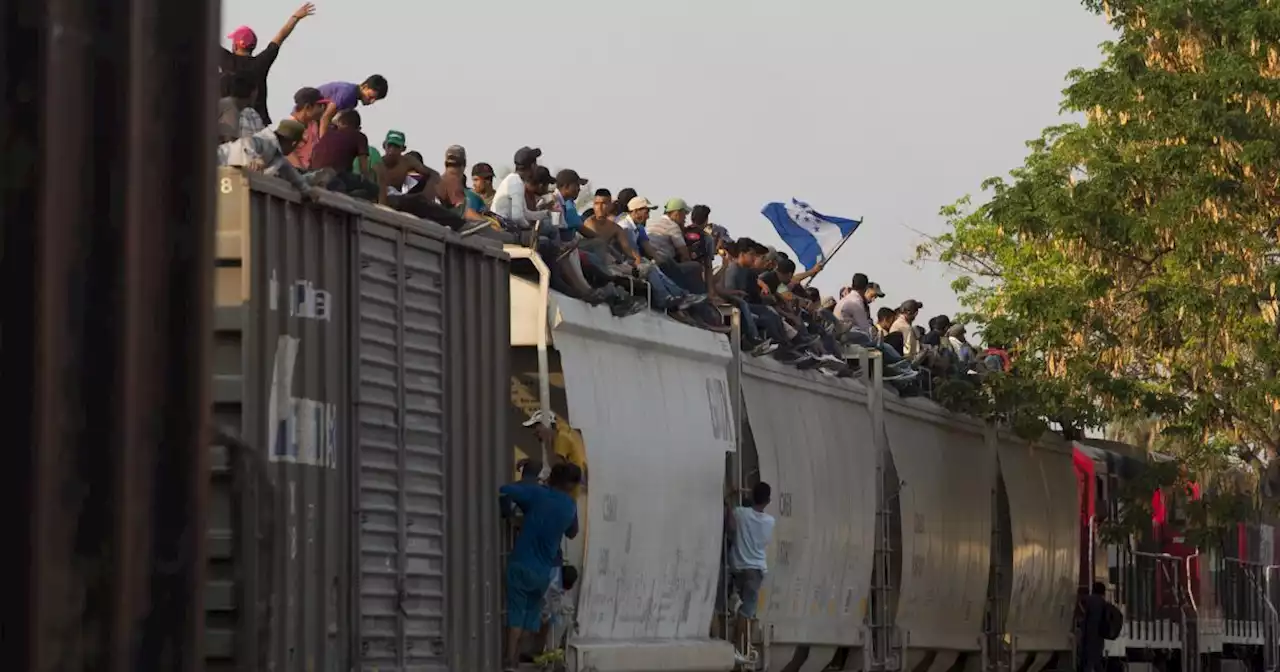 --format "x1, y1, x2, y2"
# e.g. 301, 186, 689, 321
761, 199, 862, 269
